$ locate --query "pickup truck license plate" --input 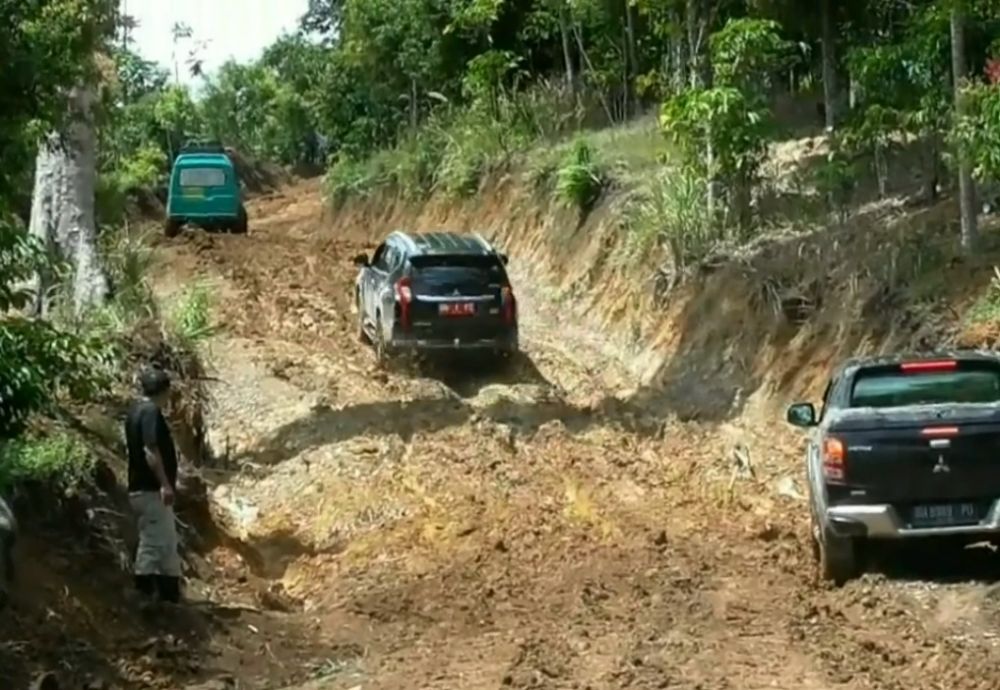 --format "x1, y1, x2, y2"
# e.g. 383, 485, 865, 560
911, 502, 979, 527
439, 302, 475, 317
